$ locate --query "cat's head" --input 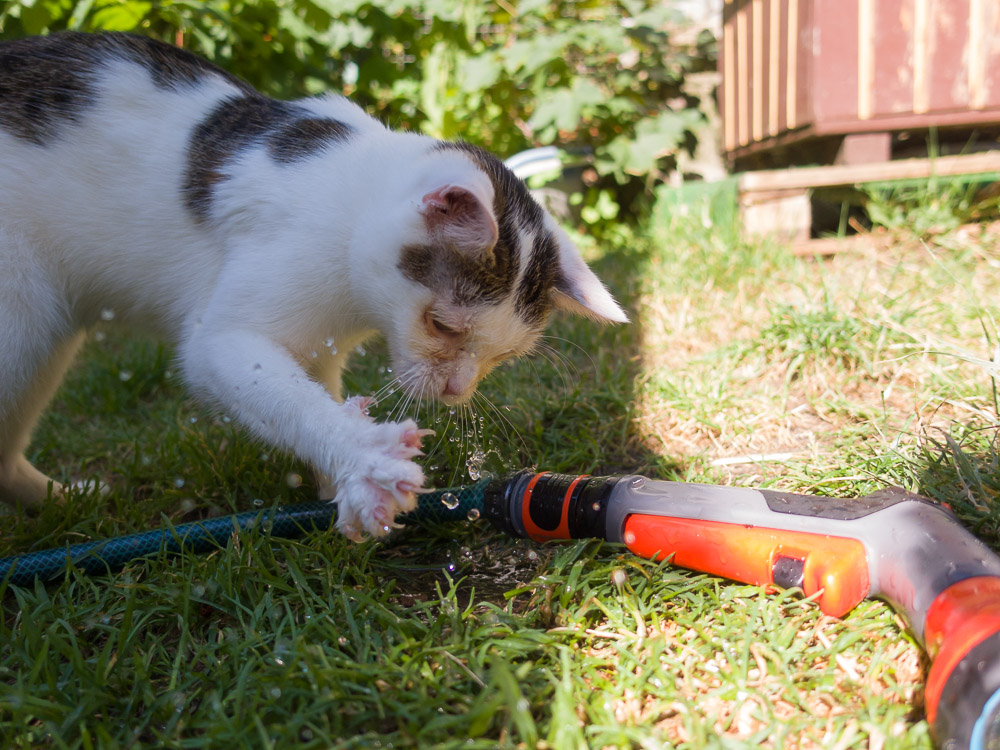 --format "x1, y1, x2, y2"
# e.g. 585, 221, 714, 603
360, 141, 627, 405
